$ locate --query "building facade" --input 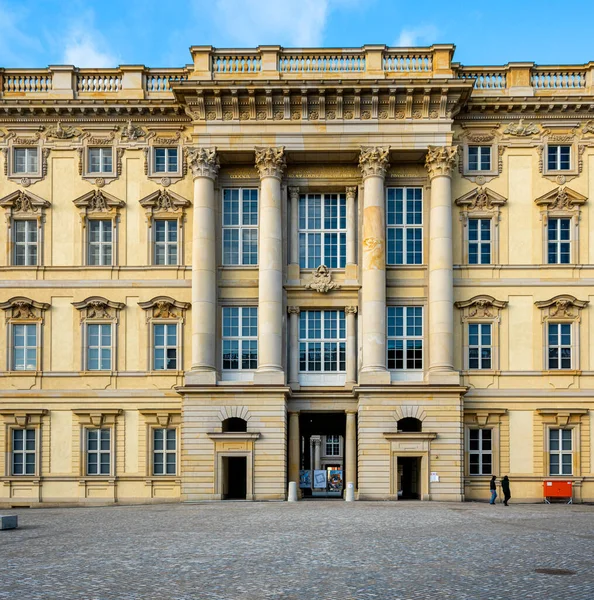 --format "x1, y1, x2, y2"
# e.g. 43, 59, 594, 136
1, 45, 594, 506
